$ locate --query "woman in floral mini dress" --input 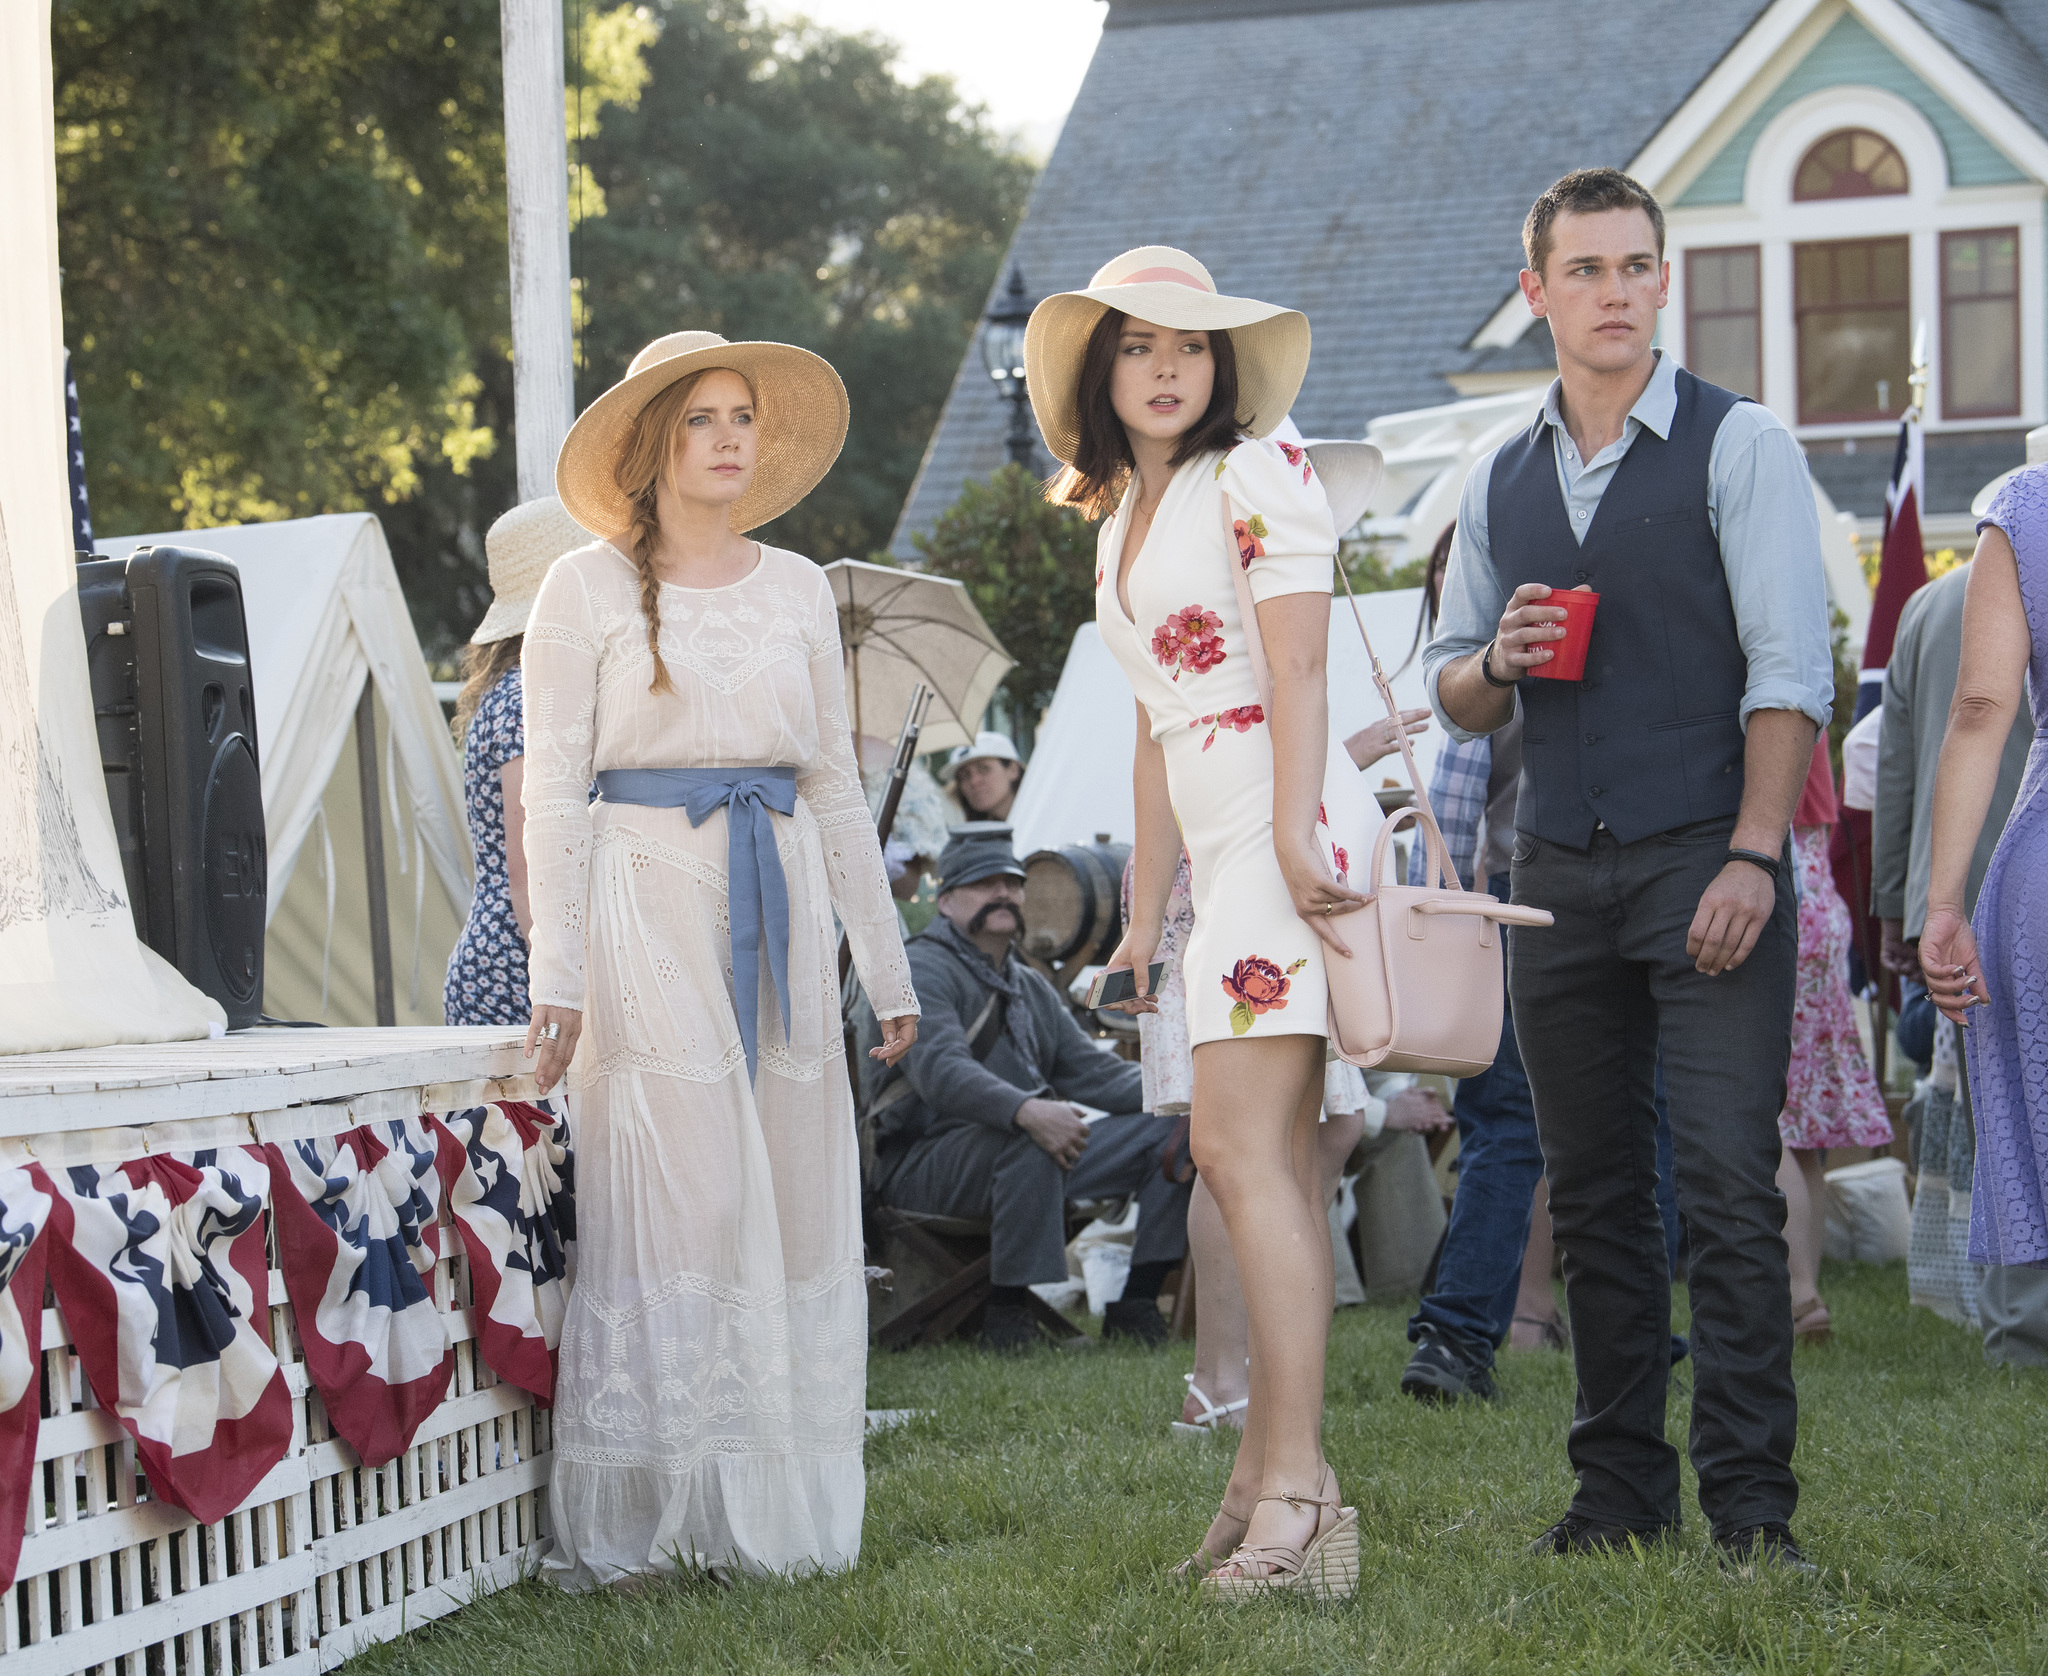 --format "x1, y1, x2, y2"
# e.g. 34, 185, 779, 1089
1777, 739, 1891, 1342
1028, 247, 1381, 1599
